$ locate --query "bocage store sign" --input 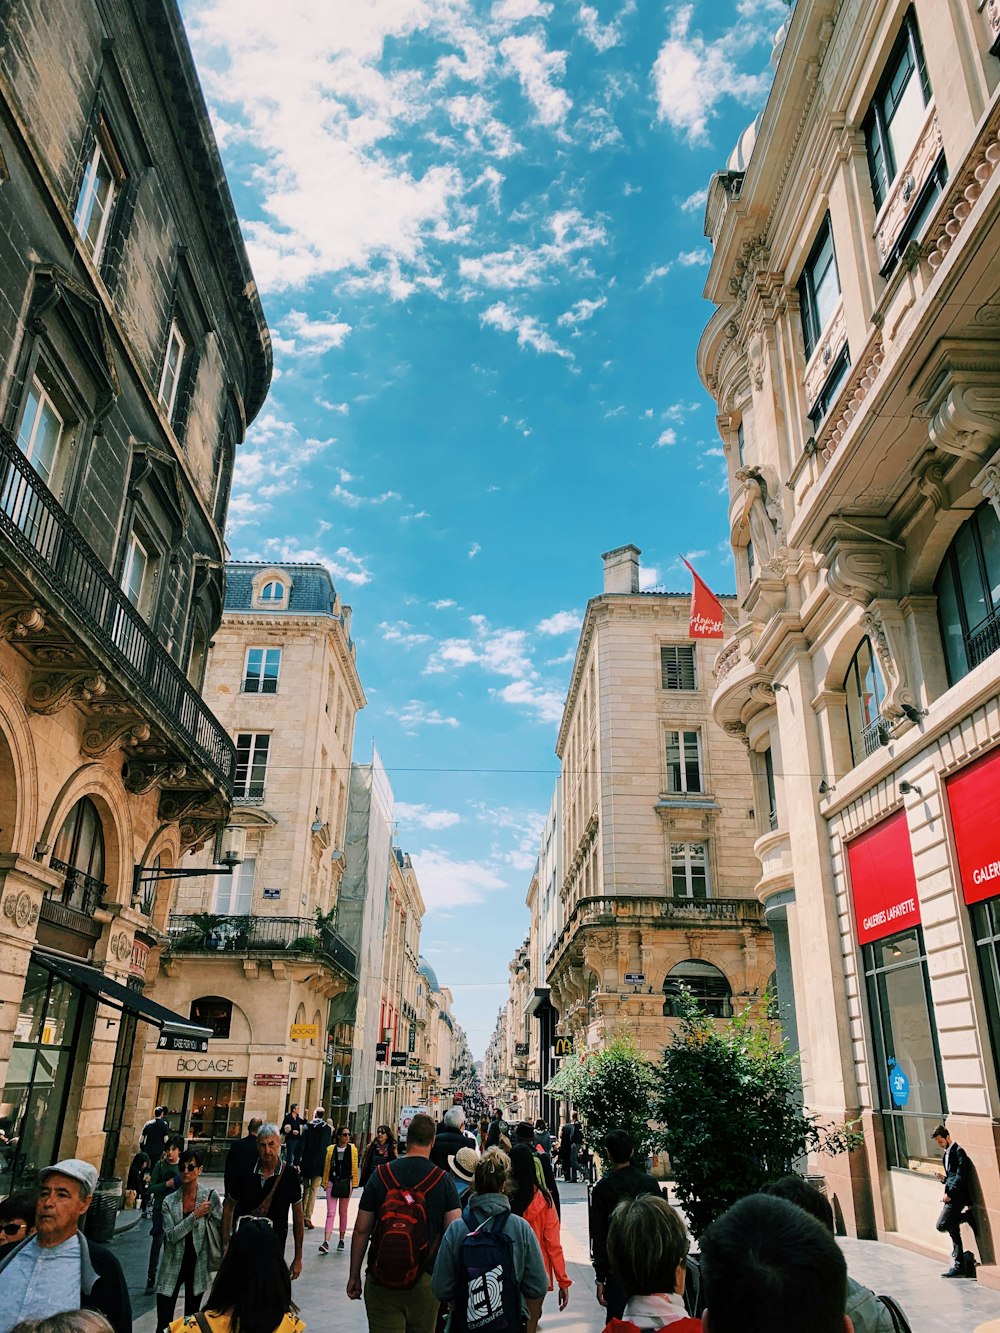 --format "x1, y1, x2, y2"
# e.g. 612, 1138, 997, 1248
847, 809, 921, 946
947, 746, 1000, 907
